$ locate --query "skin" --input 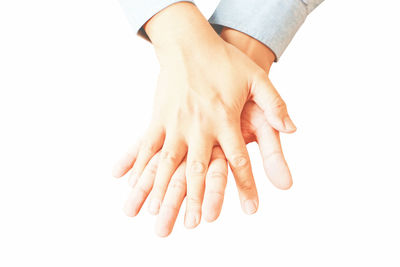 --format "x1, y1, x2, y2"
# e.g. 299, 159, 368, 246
113, 3, 296, 237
